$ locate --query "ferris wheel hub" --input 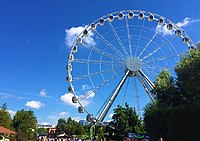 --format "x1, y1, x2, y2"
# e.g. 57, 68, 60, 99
126, 57, 142, 72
